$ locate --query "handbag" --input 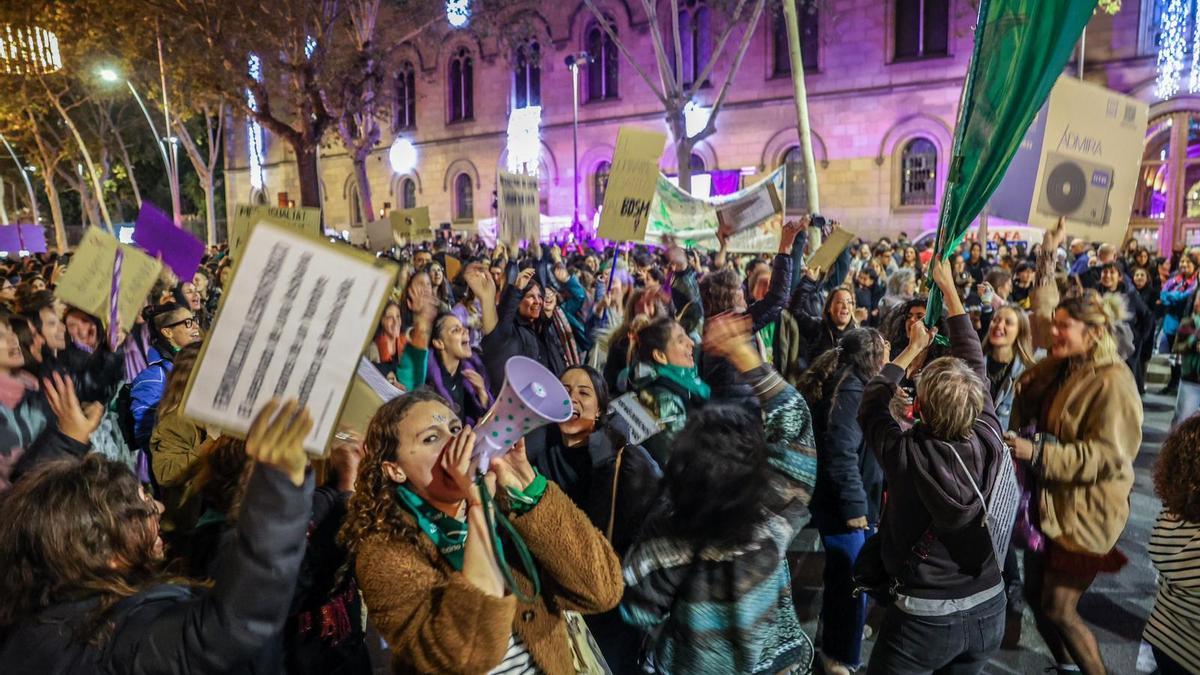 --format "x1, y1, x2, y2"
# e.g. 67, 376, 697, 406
852, 526, 935, 605
564, 610, 612, 675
